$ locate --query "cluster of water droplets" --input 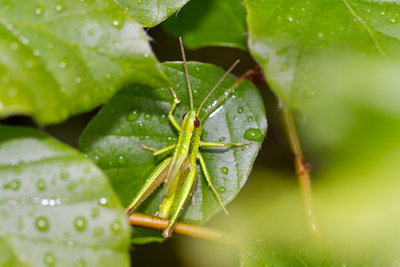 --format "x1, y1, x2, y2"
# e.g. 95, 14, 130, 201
0, 158, 129, 265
